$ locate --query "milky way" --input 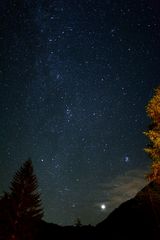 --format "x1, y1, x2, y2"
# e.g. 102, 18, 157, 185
0, 0, 160, 225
